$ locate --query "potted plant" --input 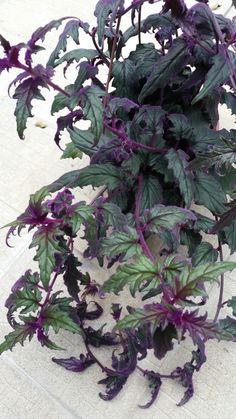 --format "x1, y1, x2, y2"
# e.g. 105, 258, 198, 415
1, 0, 236, 408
